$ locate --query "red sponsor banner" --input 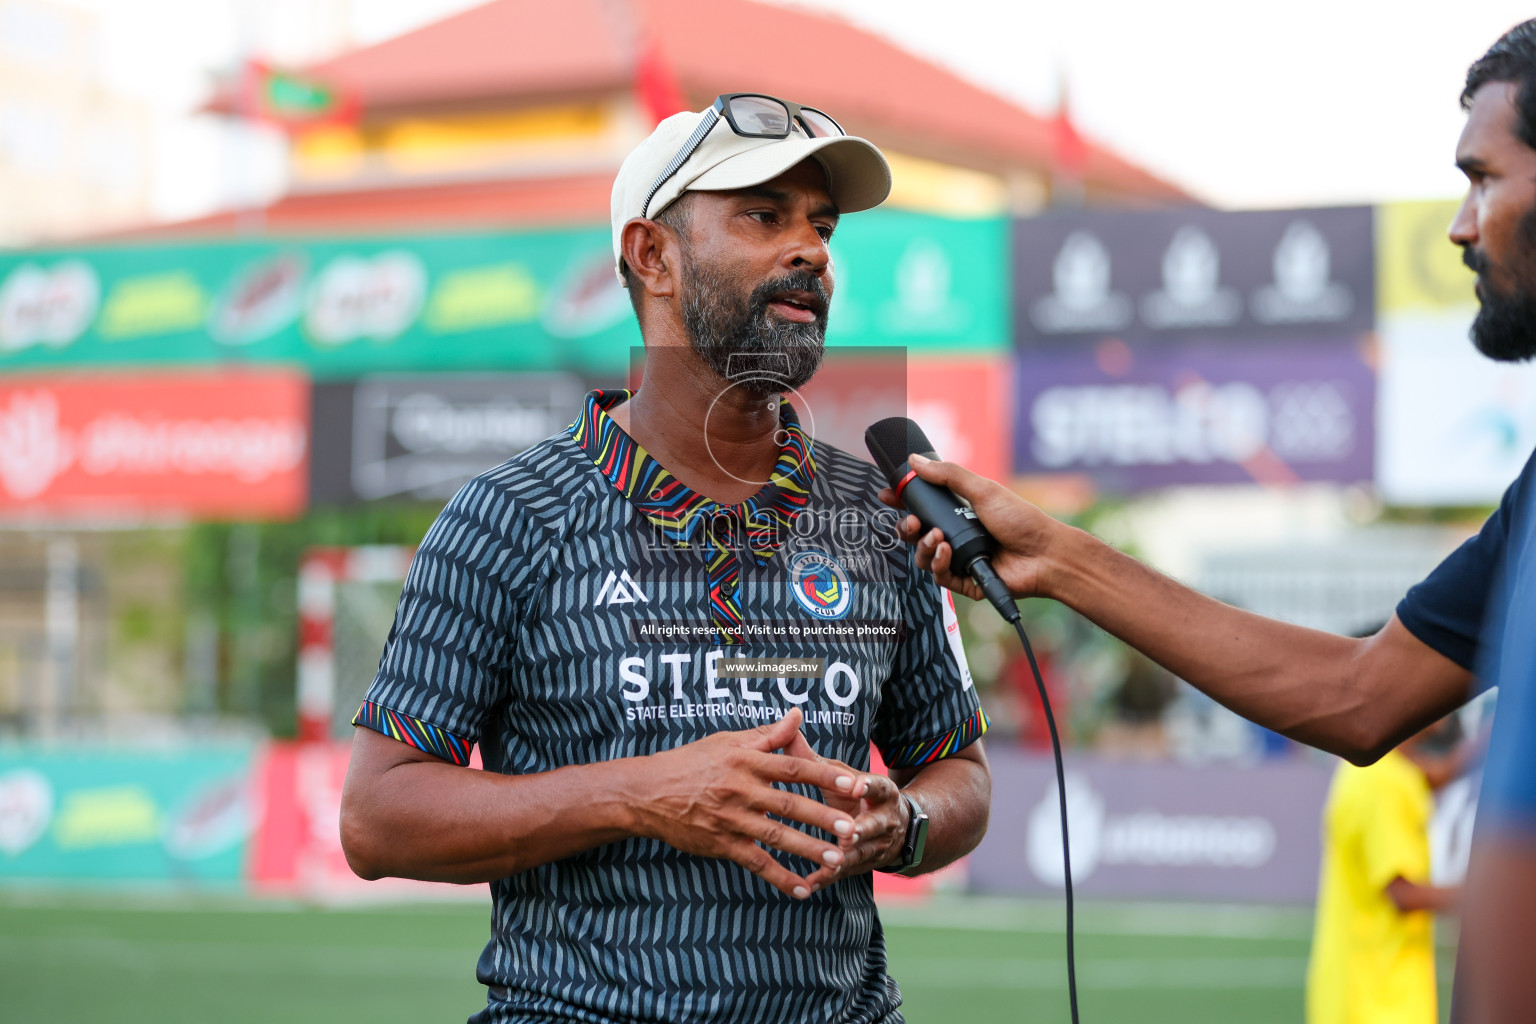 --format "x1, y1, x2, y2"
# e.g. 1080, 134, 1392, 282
622, 351, 1007, 481
249, 739, 479, 898
793, 351, 908, 456
905, 356, 1010, 484
0, 370, 310, 519
793, 354, 1008, 481
246, 740, 949, 901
